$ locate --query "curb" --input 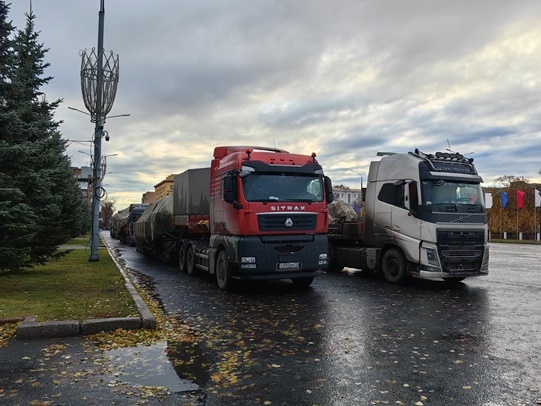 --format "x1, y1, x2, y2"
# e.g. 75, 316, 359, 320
16, 238, 157, 339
